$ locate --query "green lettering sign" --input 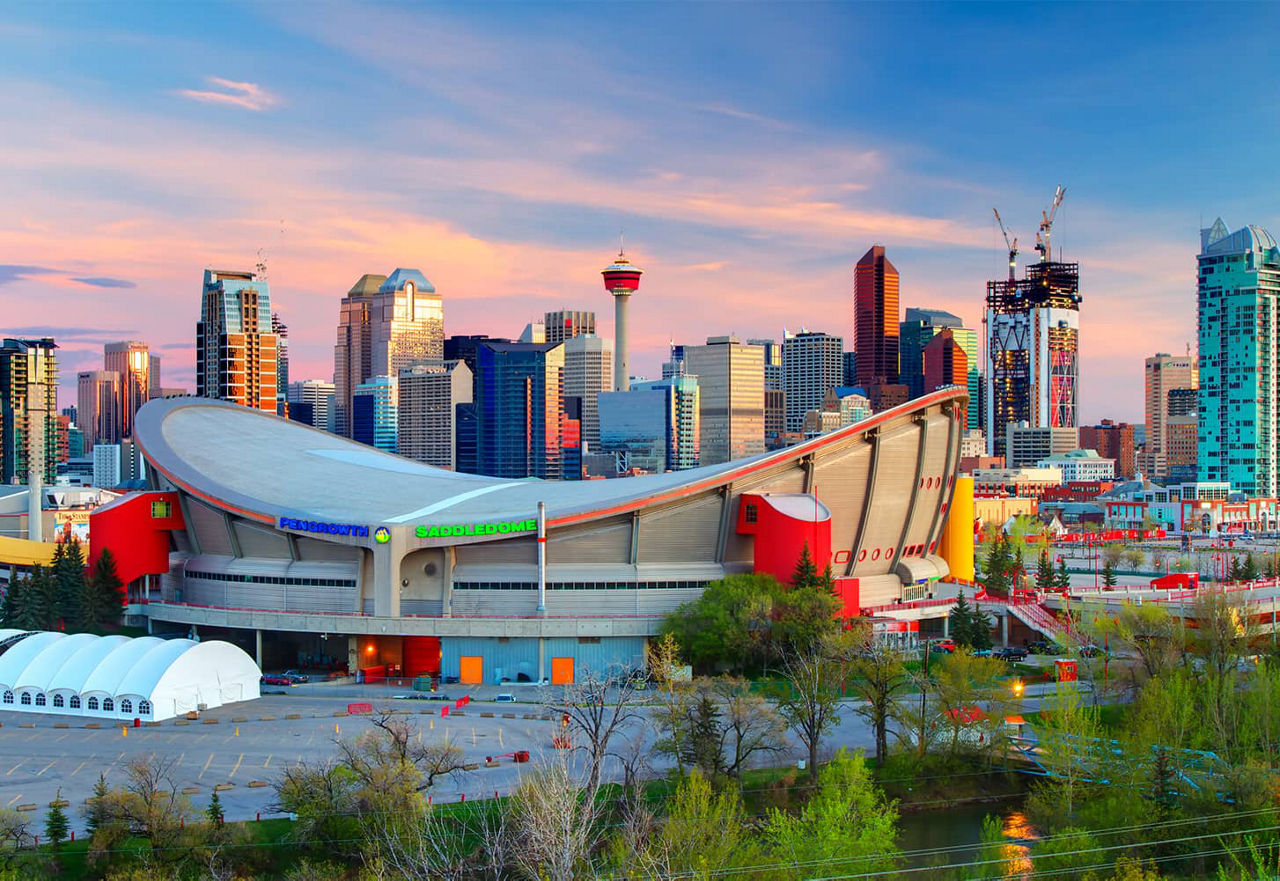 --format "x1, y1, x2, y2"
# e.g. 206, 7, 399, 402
416, 518, 539, 539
